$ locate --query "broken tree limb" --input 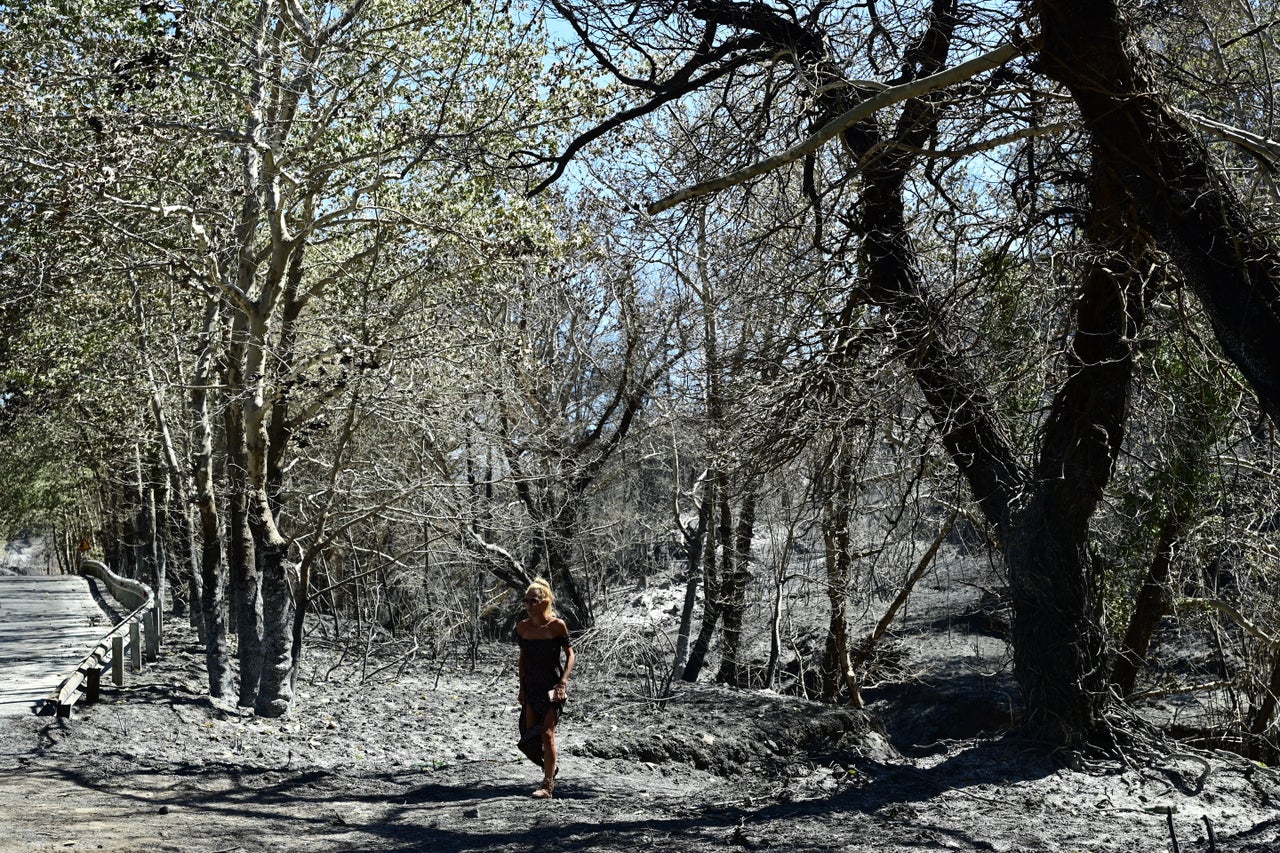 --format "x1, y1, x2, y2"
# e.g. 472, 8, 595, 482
646, 42, 1022, 214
